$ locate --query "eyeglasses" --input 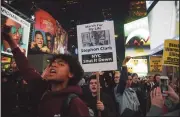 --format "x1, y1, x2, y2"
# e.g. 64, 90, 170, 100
10, 26, 23, 35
